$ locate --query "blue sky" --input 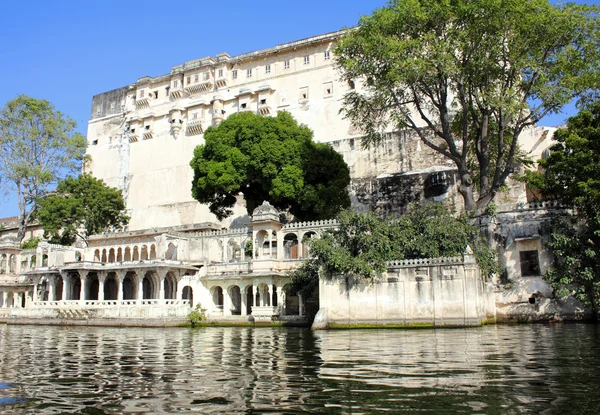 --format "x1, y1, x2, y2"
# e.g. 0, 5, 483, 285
0, 0, 596, 218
